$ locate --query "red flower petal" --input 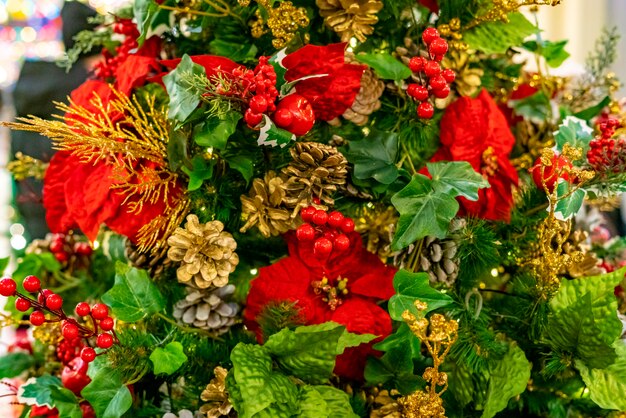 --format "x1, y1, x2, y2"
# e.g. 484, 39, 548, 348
68, 80, 114, 121
115, 55, 160, 95
161, 55, 243, 79
43, 152, 79, 233
419, 0, 439, 13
